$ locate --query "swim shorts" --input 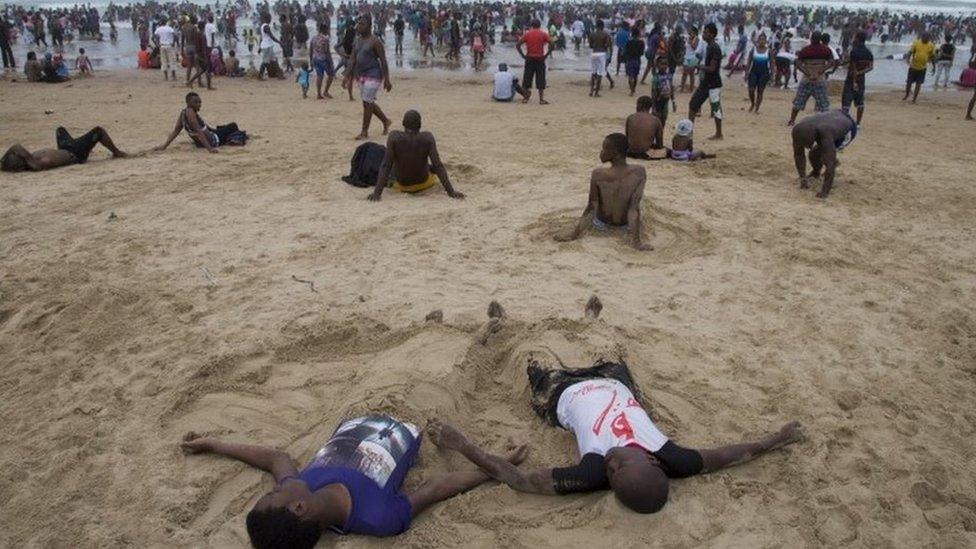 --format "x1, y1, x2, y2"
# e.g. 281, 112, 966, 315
792, 80, 829, 112
359, 76, 382, 103
56, 126, 102, 164
313, 56, 335, 77
625, 58, 641, 78
591, 52, 607, 76
392, 172, 438, 193
690, 86, 723, 119
523, 57, 547, 90
841, 78, 865, 108
592, 216, 629, 231
747, 66, 770, 89
906, 67, 926, 85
